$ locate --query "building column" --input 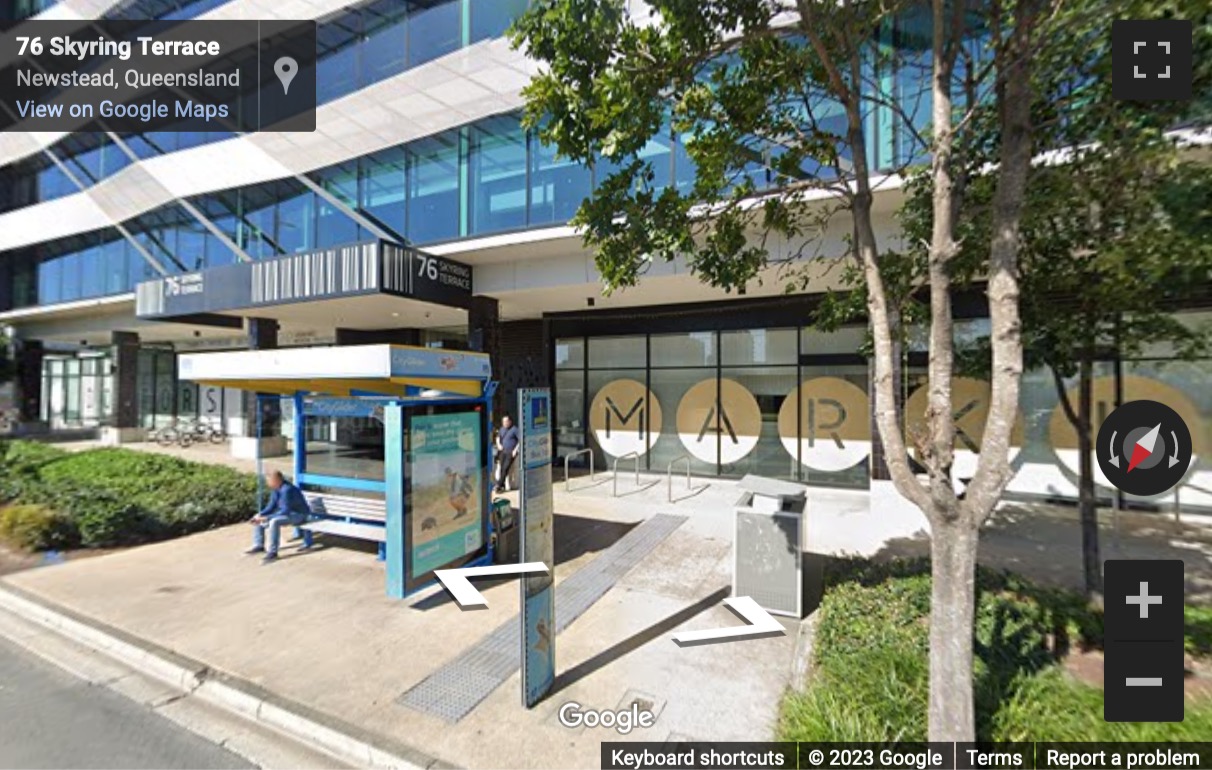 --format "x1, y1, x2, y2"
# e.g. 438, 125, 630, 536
14, 339, 44, 426
232, 317, 289, 460
468, 295, 501, 412
100, 331, 143, 445
111, 332, 139, 429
